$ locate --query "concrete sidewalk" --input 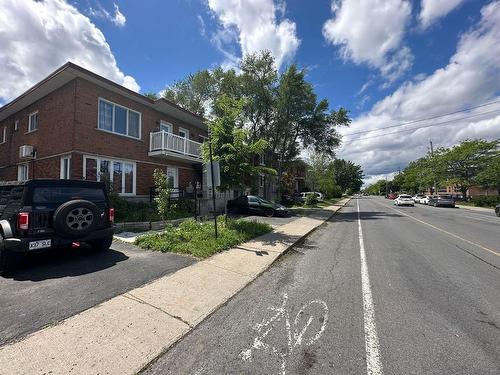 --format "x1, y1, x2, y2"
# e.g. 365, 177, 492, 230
455, 204, 496, 214
0, 198, 350, 375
